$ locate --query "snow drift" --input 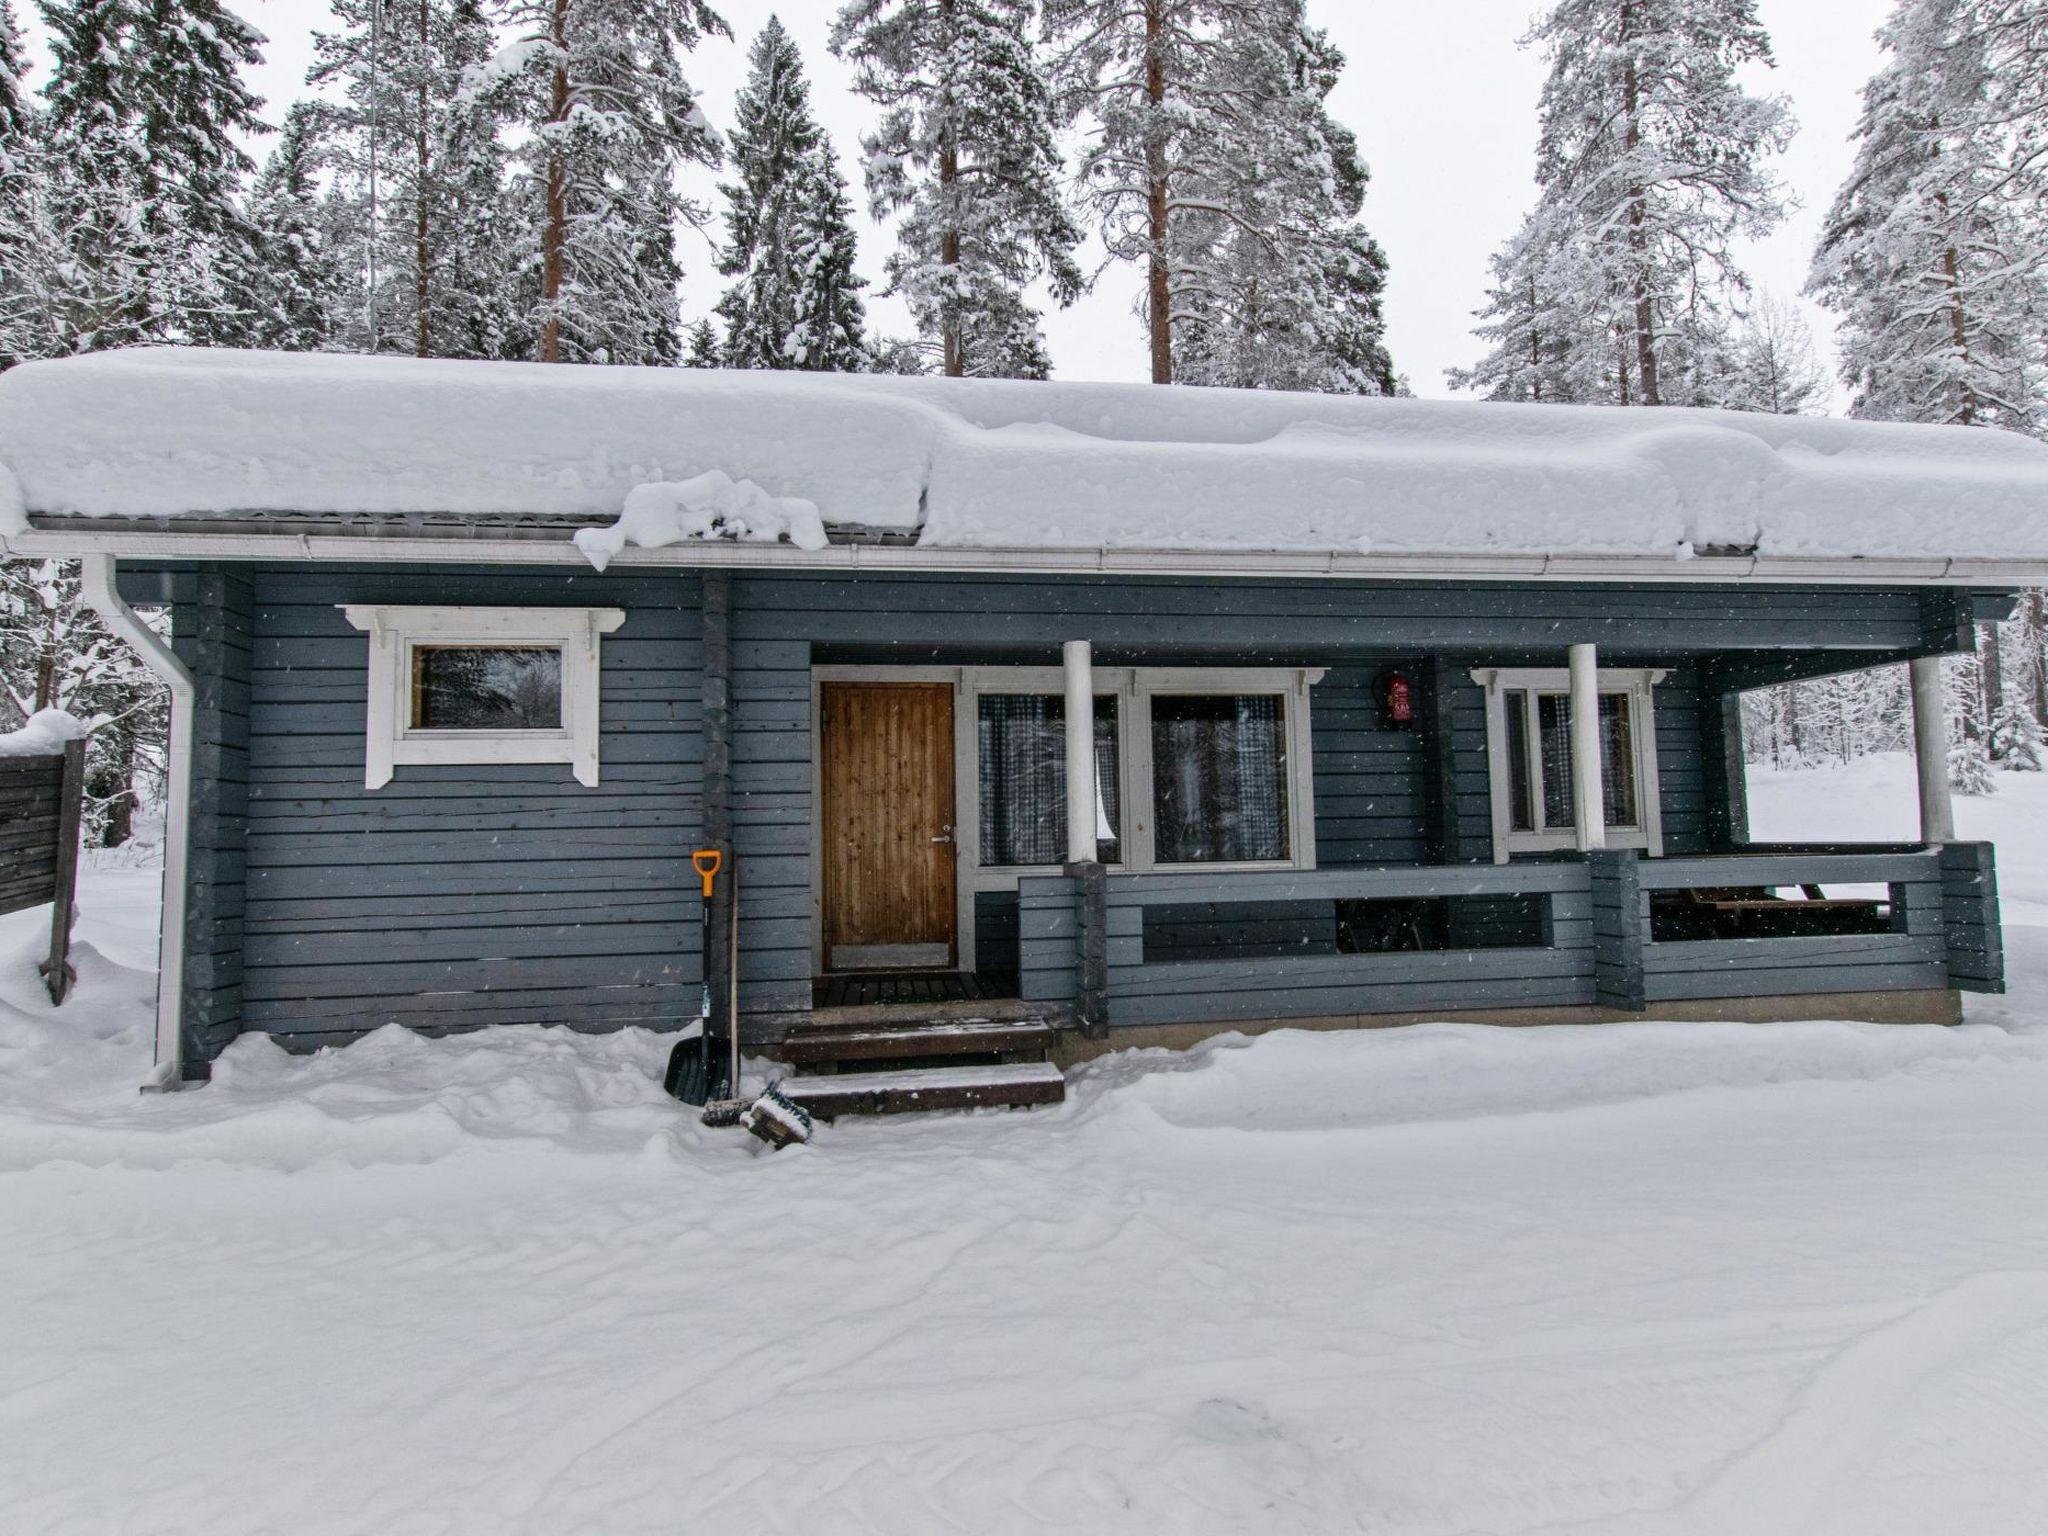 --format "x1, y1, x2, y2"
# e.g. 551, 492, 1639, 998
4, 346, 2048, 562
